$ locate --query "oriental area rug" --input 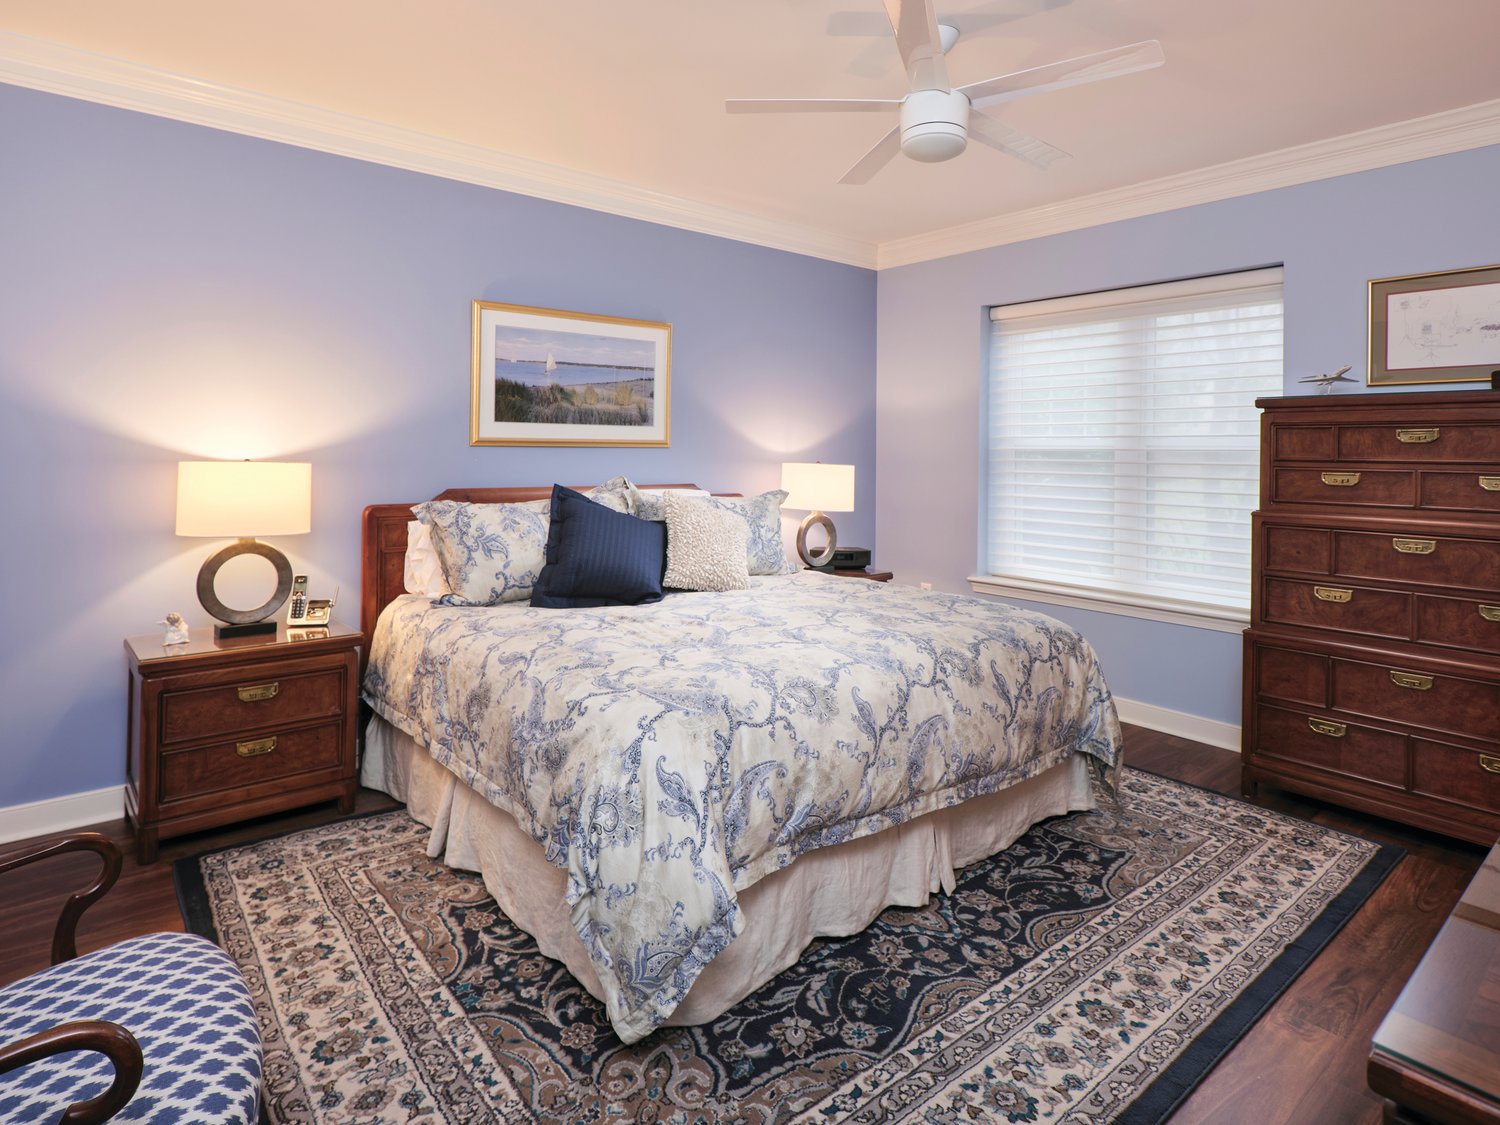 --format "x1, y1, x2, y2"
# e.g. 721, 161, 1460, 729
175, 769, 1399, 1124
